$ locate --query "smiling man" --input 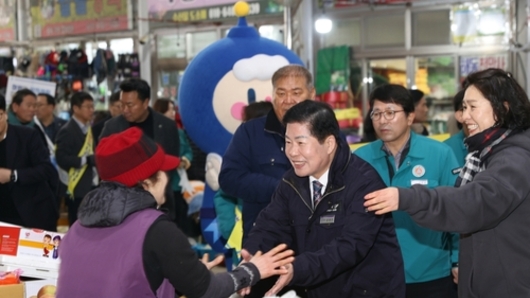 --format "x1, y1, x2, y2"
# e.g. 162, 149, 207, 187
355, 84, 459, 298
219, 64, 315, 298
243, 100, 405, 297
